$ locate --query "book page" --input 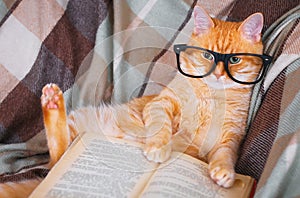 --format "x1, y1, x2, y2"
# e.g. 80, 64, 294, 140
141, 153, 254, 198
30, 133, 158, 198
